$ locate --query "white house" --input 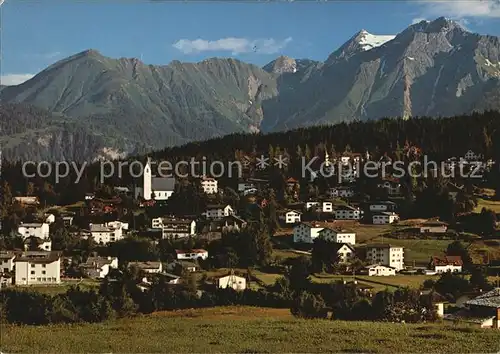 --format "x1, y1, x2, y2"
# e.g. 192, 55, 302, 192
335, 206, 361, 220
217, 274, 247, 291
365, 264, 396, 276
318, 228, 356, 245
134, 158, 175, 201
377, 181, 401, 196
14, 251, 61, 285
369, 201, 397, 213
17, 223, 50, 240
293, 222, 327, 243
176, 249, 209, 261
329, 187, 355, 198
106, 220, 129, 231
0, 252, 16, 273
464, 150, 482, 162
90, 223, 124, 244
278, 209, 302, 224
128, 261, 163, 274
322, 201, 334, 213
430, 256, 463, 273
204, 204, 234, 220
152, 217, 196, 239
365, 244, 404, 271
332, 243, 356, 263
45, 214, 56, 224
420, 221, 448, 234
372, 212, 399, 225
201, 176, 218, 194
305, 201, 321, 210
81, 256, 119, 279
